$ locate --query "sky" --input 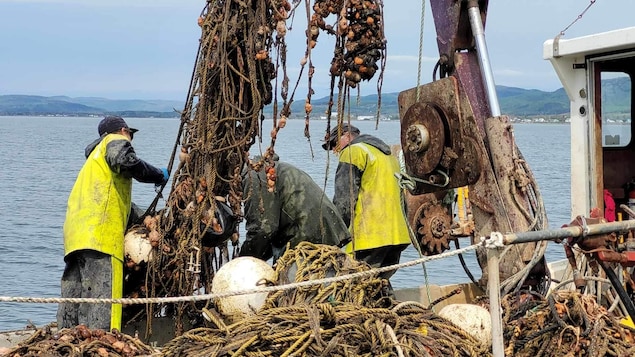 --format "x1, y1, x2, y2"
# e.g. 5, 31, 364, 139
0, 0, 633, 101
